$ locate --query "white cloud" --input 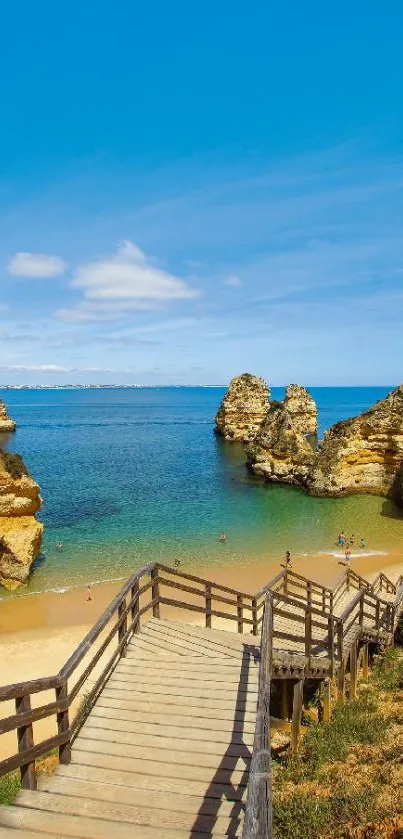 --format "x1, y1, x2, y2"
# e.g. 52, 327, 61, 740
0, 364, 71, 373
7, 252, 67, 278
223, 274, 242, 287
57, 241, 200, 322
